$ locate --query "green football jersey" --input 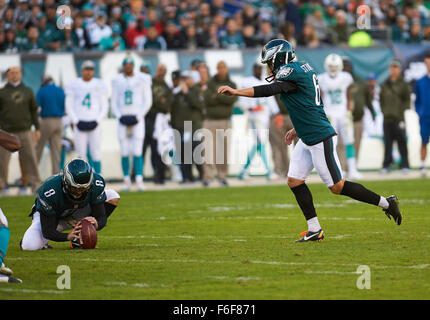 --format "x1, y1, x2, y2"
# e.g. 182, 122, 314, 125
34, 173, 107, 219
276, 61, 336, 146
